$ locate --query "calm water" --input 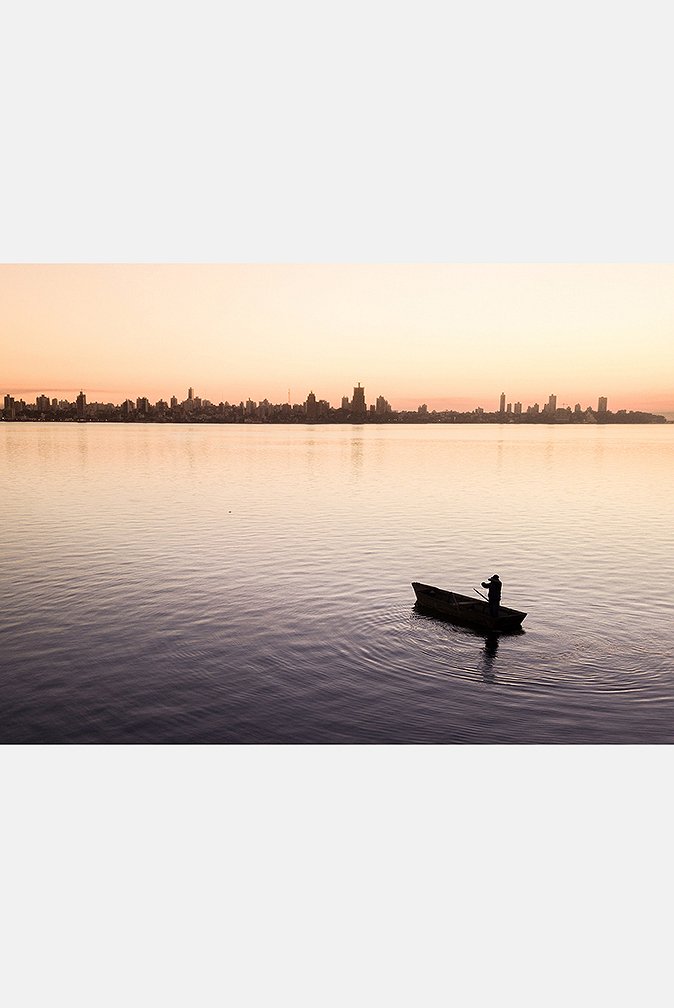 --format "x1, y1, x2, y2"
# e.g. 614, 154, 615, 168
1, 422, 673, 743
